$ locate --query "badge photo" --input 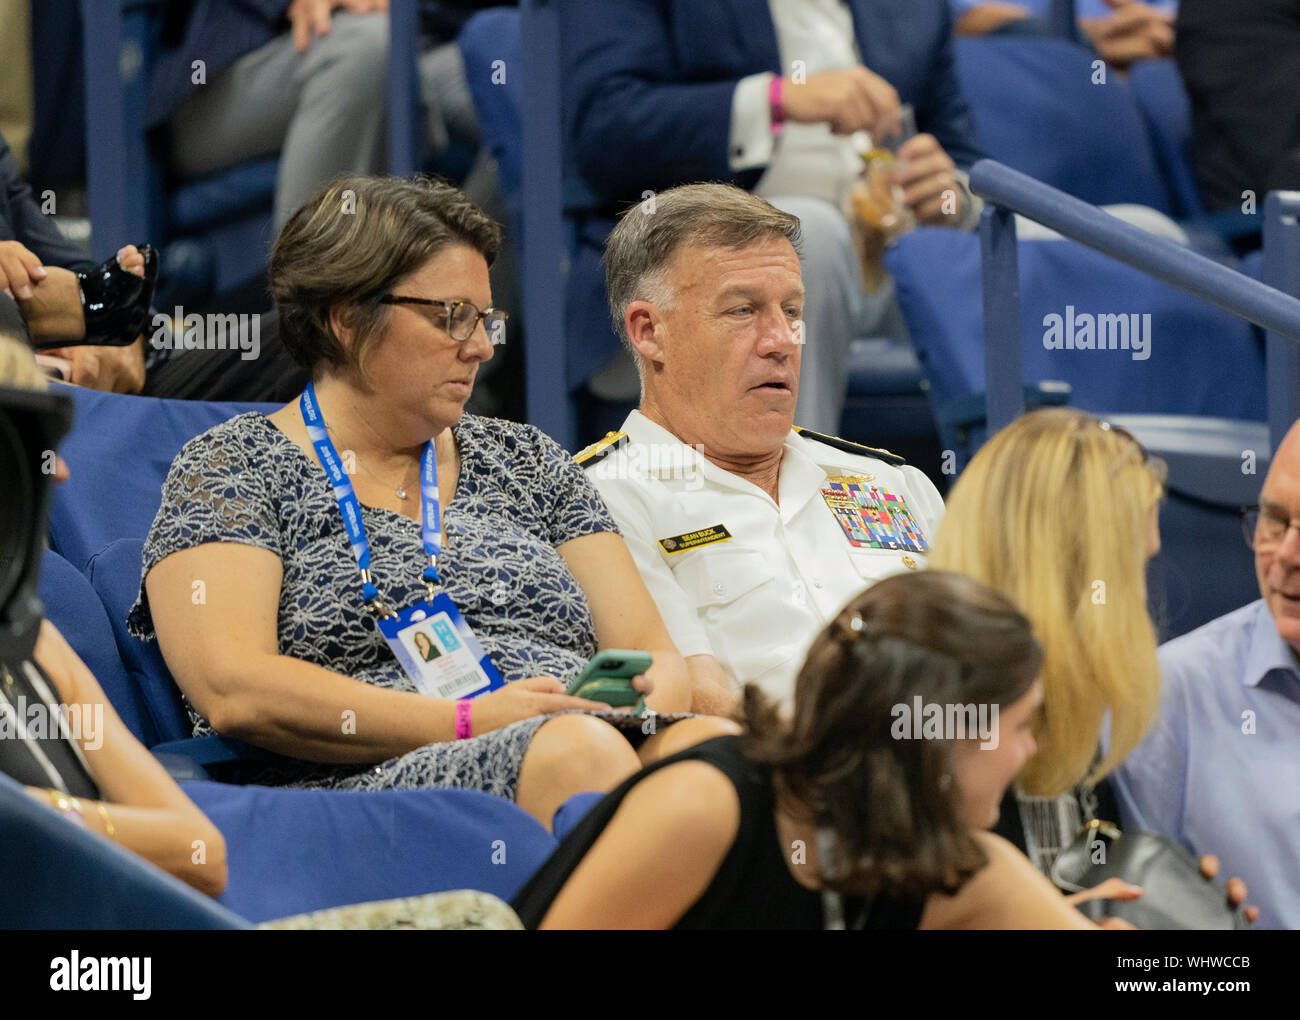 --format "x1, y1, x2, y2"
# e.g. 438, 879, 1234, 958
378, 595, 504, 701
